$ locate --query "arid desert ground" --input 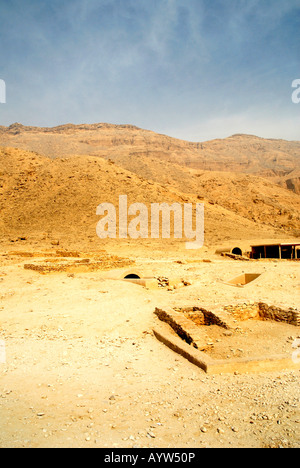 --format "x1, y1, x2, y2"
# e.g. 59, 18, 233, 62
0, 123, 299, 448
